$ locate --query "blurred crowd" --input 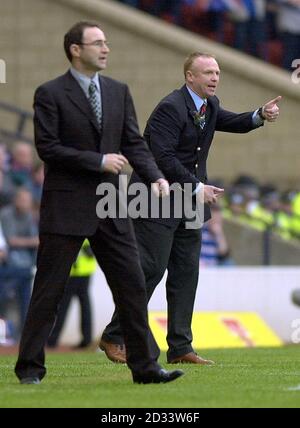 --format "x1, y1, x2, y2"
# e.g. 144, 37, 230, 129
200, 176, 300, 267
218, 174, 300, 240
117, 0, 300, 70
0, 140, 41, 343
0, 137, 98, 347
